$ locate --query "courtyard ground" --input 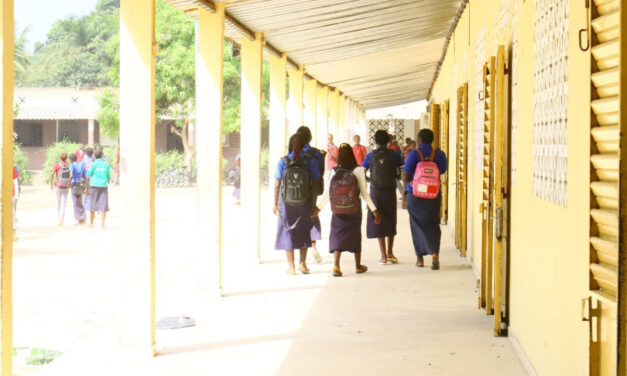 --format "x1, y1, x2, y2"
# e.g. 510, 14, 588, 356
12, 184, 527, 375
